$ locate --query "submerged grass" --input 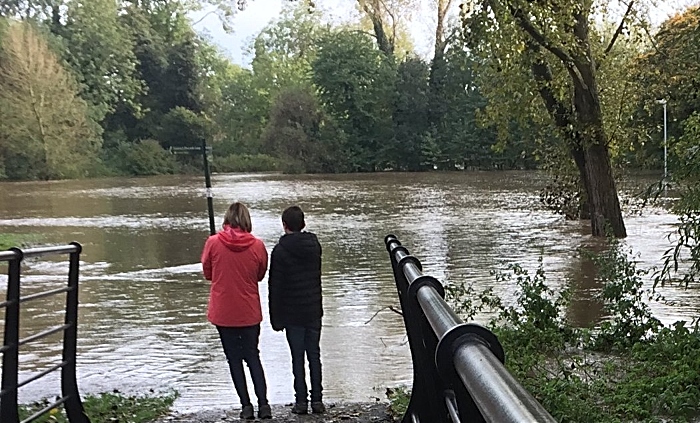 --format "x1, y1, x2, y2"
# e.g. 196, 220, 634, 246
0, 233, 42, 250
